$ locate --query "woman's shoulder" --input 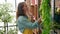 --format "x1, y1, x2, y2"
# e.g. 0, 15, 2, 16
18, 16, 25, 19
18, 16, 27, 20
